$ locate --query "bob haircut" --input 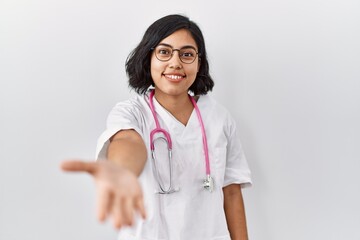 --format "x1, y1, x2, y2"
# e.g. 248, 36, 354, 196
126, 14, 214, 95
